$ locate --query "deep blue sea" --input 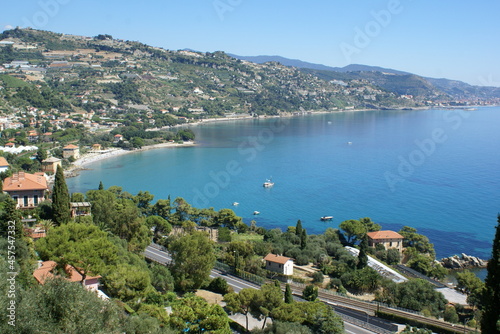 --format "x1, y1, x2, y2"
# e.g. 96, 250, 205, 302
67, 107, 500, 260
